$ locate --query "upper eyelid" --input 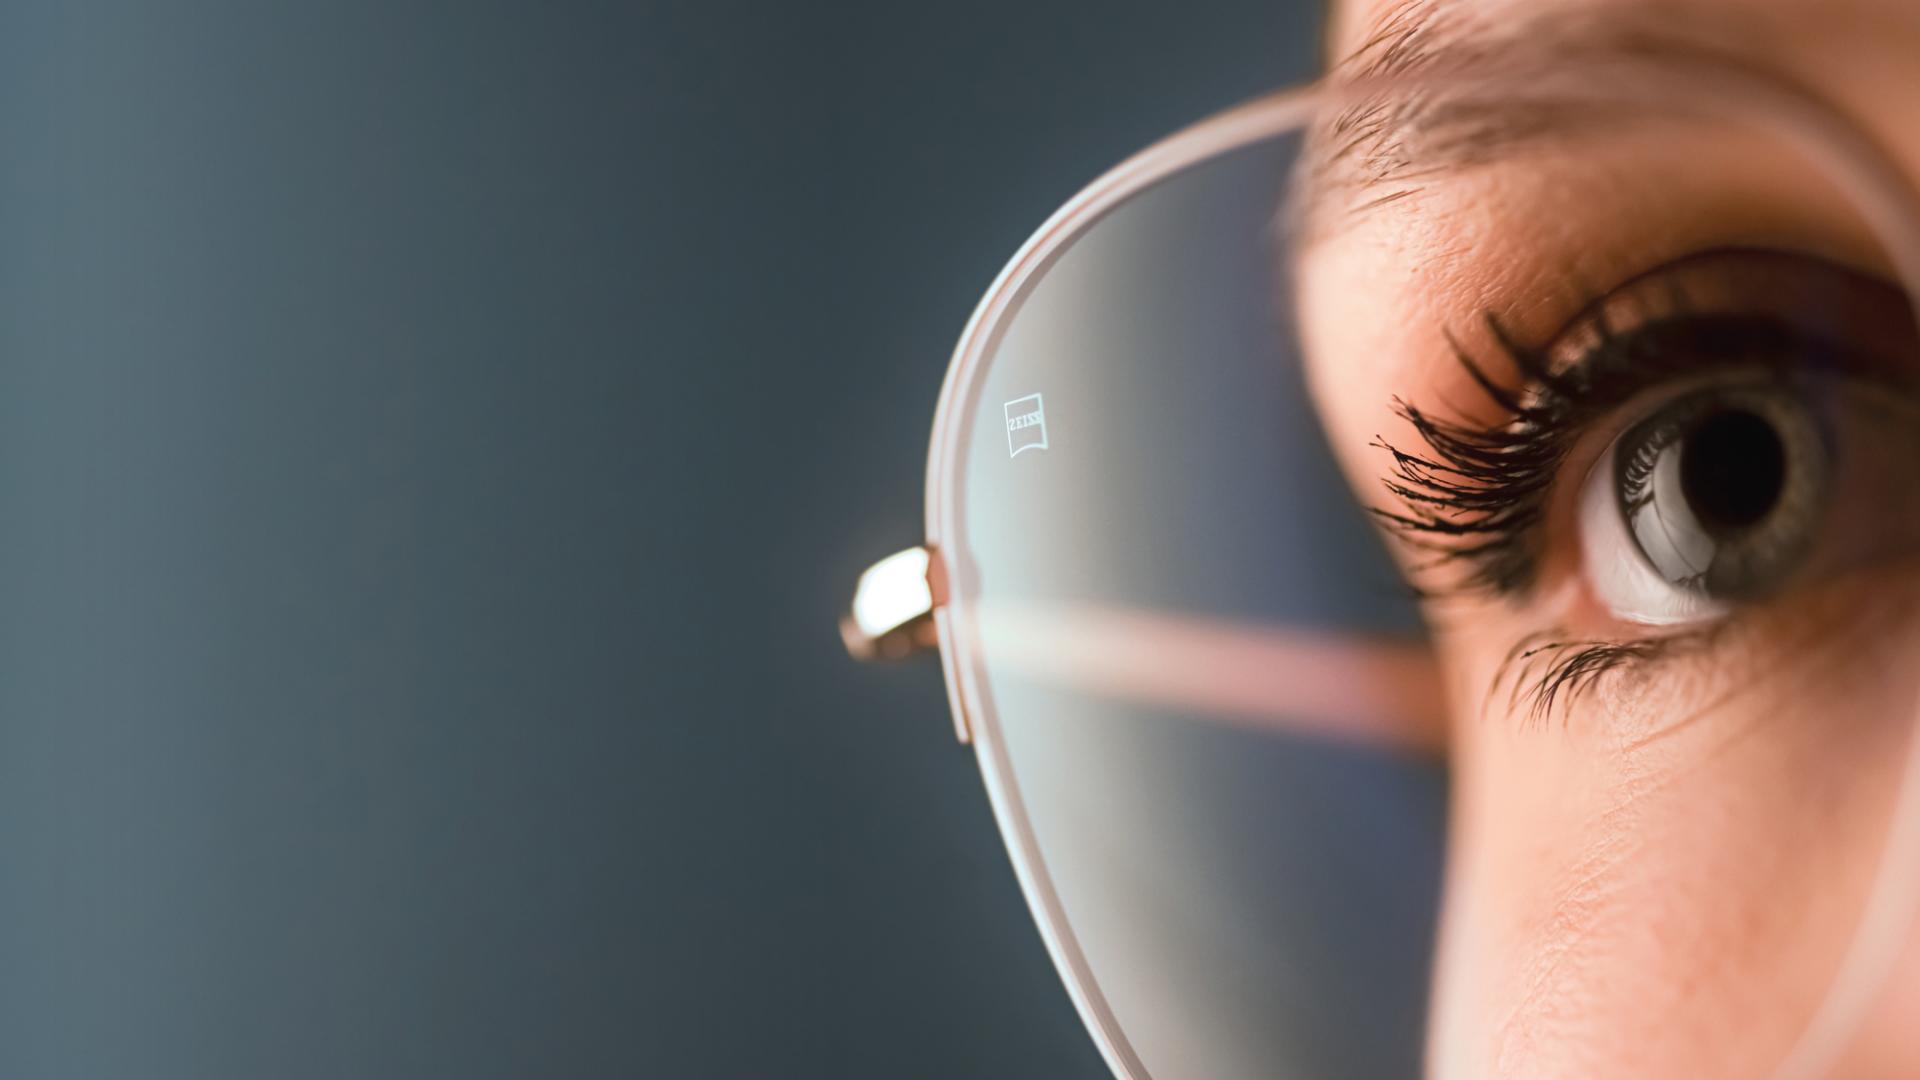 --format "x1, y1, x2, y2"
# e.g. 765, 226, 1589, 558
1368, 249, 1914, 601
